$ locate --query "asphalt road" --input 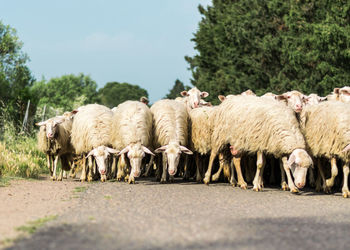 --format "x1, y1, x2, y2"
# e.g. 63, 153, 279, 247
6, 178, 350, 250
